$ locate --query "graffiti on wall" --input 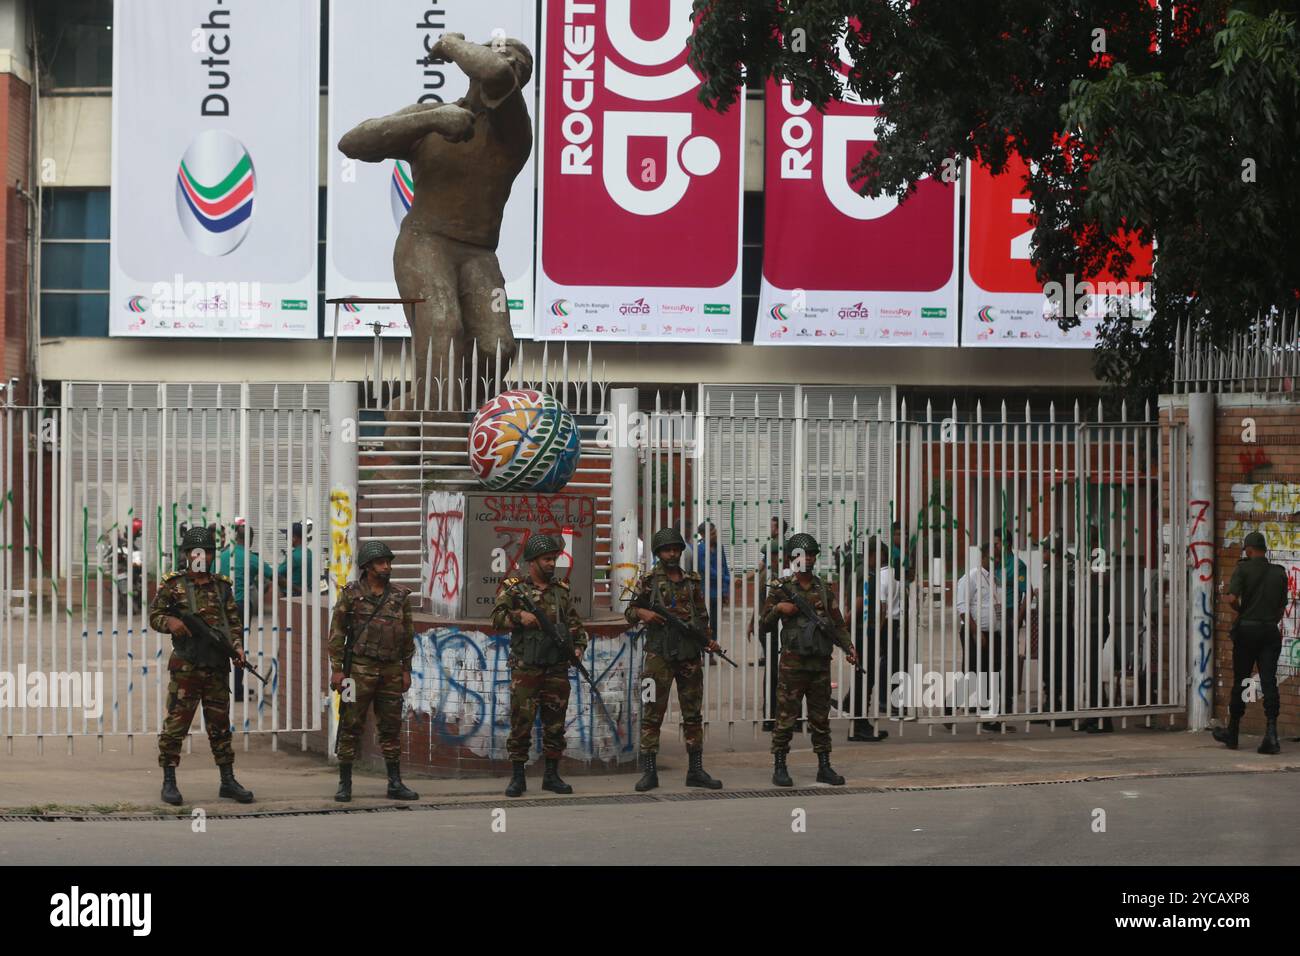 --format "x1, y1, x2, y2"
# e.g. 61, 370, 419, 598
406, 626, 640, 764
424, 492, 464, 618
1189, 498, 1214, 707
1223, 512, 1300, 683
329, 487, 355, 599
1231, 482, 1300, 515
